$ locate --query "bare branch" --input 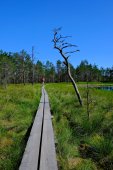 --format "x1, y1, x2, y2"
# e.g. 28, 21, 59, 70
59, 40, 65, 44
64, 50, 80, 54
53, 27, 62, 34
60, 35, 72, 39
62, 42, 68, 46
62, 44, 78, 49
66, 56, 70, 59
